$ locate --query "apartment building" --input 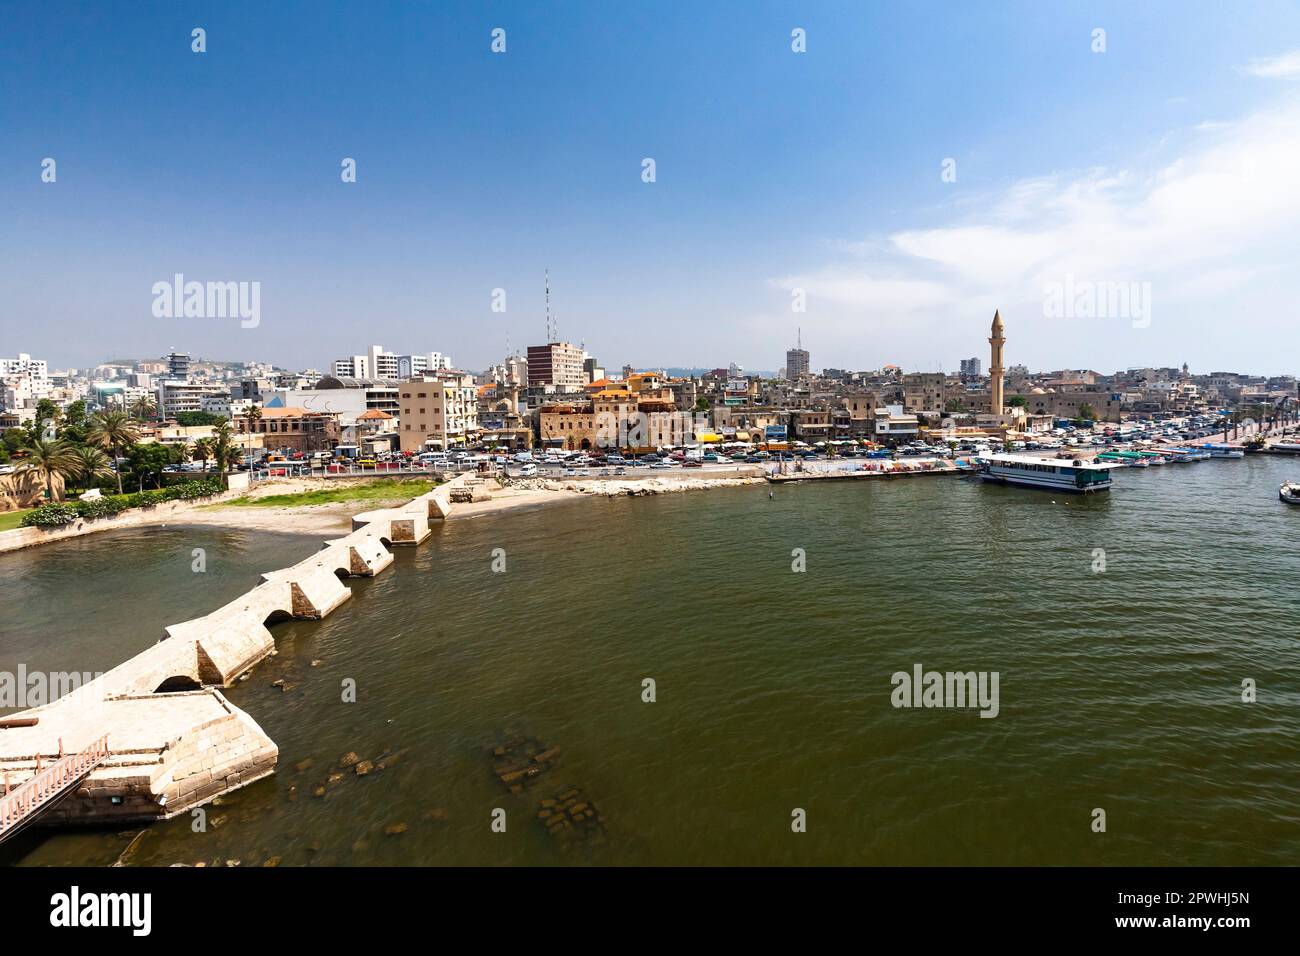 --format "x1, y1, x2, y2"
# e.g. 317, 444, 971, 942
527, 342, 586, 389
397, 373, 479, 452
332, 345, 453, 379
